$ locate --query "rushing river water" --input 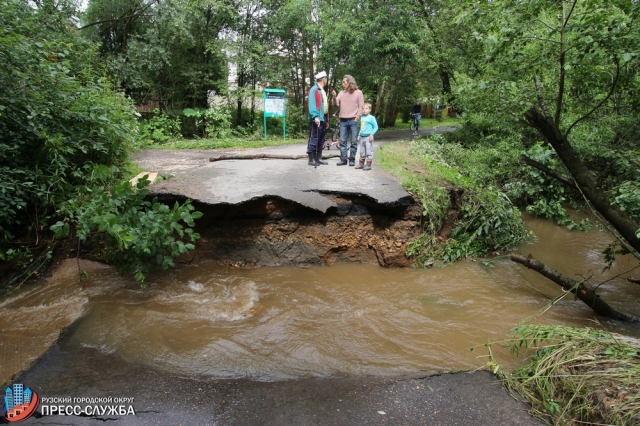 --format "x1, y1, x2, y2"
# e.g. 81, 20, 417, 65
2, 215, 640, 384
